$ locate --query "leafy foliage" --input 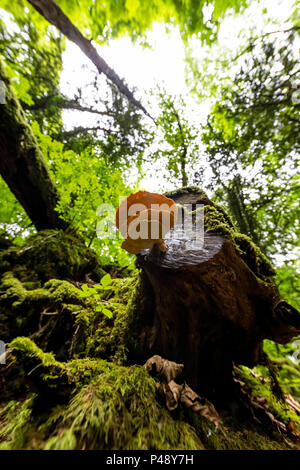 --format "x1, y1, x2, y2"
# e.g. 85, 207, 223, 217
77, 274, 113, 318
0, 14, 64, 134
2, 0, 249, 45
151, 88, 202, 187
201, 31, 300, 267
